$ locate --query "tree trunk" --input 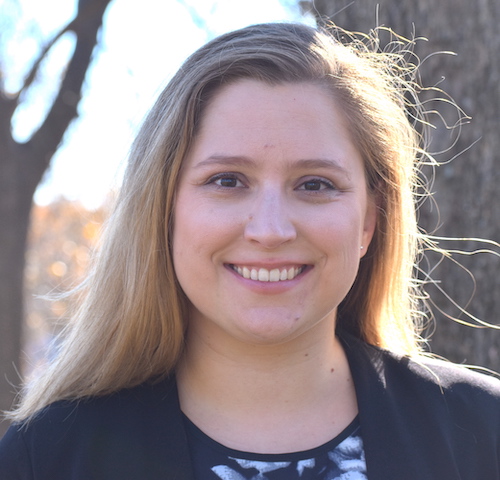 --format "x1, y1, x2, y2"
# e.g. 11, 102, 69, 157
302, 0, 500, 370
0, 139, 35, 437
0, 0, 112, 437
